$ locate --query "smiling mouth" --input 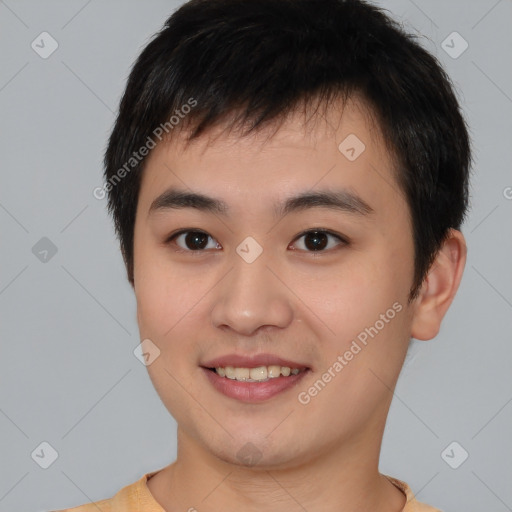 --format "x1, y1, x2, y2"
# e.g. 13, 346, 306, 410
205, 365, 308, 382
